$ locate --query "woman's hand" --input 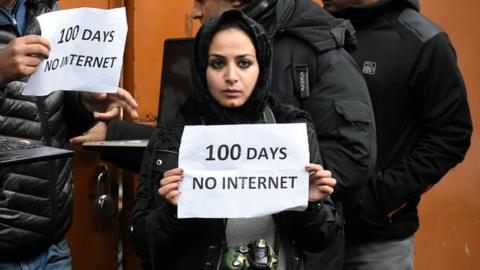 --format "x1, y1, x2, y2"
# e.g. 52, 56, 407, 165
158, 168, 184, 205
305, 163, 336, 202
